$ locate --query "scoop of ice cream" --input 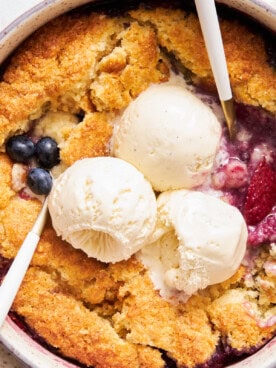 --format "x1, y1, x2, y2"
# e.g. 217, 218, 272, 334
113, 83, 222, 192
138, 190, 248, 302
48, 157, 157, 263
